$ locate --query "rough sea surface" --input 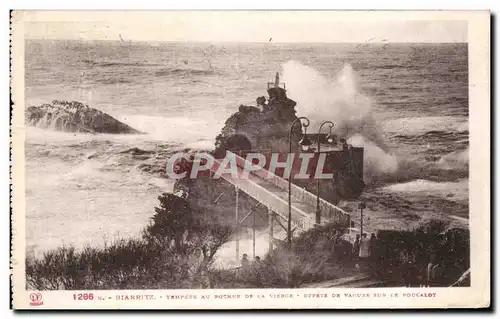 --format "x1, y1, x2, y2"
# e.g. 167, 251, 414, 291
25, 40, 468, 255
